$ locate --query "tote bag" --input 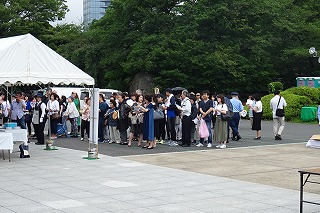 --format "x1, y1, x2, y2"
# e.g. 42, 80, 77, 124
199, 119, 209, 138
